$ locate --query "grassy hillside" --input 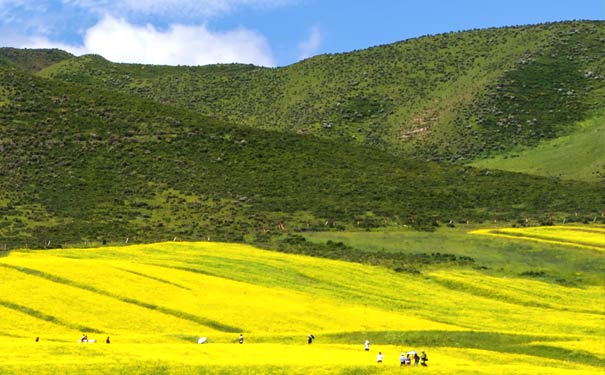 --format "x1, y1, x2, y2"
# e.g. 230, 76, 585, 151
0, 65, 603, 248
469, 113, 605, 182
38, 21, 605, 166
0, 235, 603, 374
